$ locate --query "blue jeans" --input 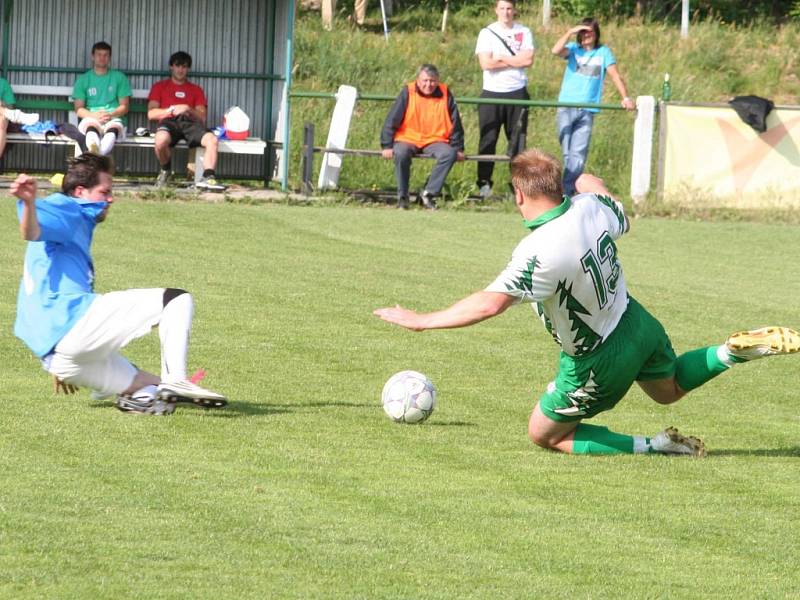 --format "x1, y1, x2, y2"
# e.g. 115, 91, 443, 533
556, 107, 595, 195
